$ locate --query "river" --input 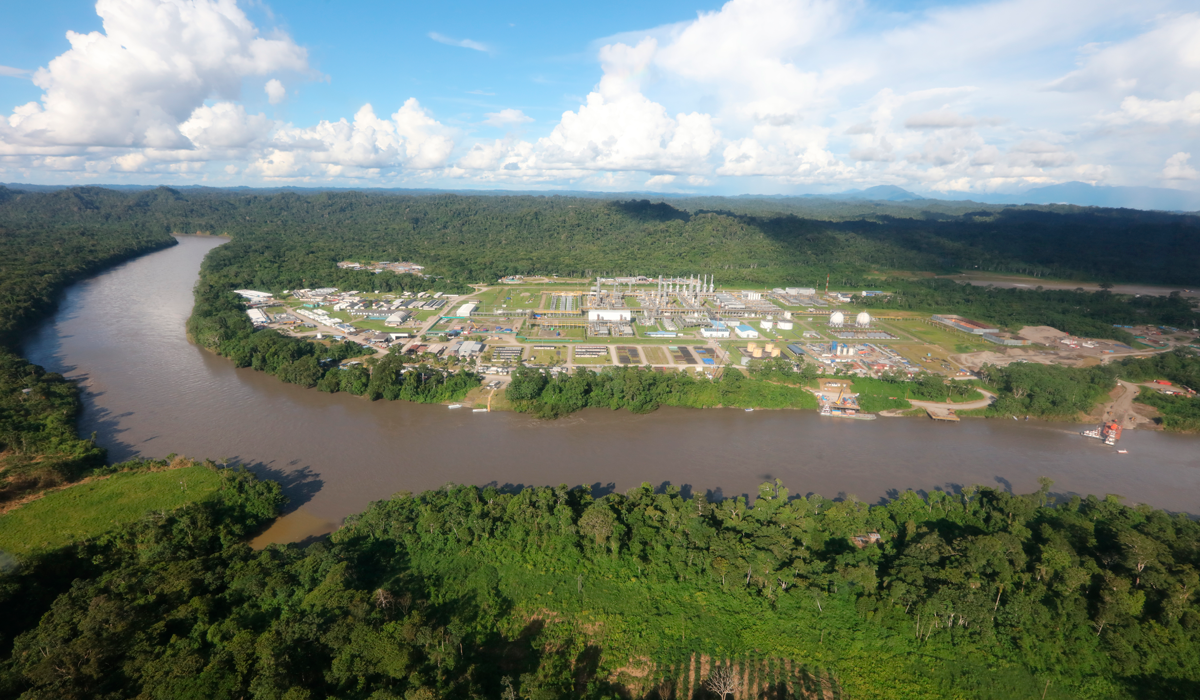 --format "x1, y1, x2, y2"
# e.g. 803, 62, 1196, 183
21, 236, 1200, 542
